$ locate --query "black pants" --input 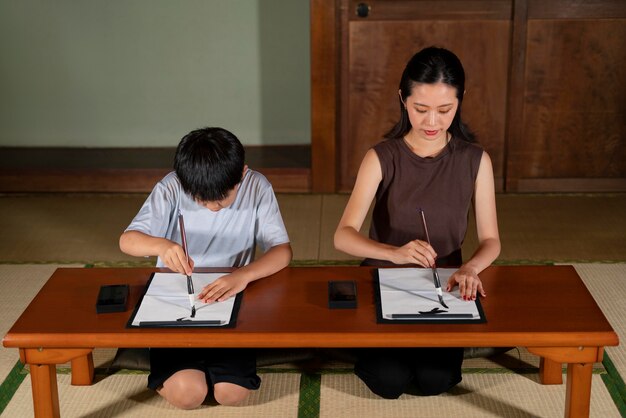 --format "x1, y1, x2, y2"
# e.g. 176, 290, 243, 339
354, 347, 464, 399
147, 348, 260, 391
